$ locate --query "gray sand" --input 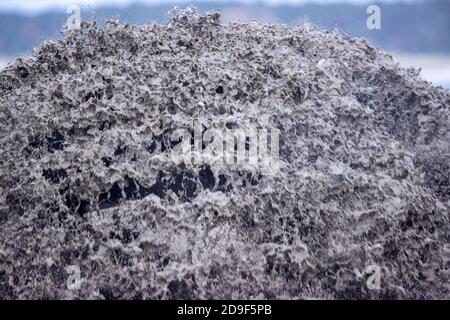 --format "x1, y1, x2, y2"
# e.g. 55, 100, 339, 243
0, 9, 449, 299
